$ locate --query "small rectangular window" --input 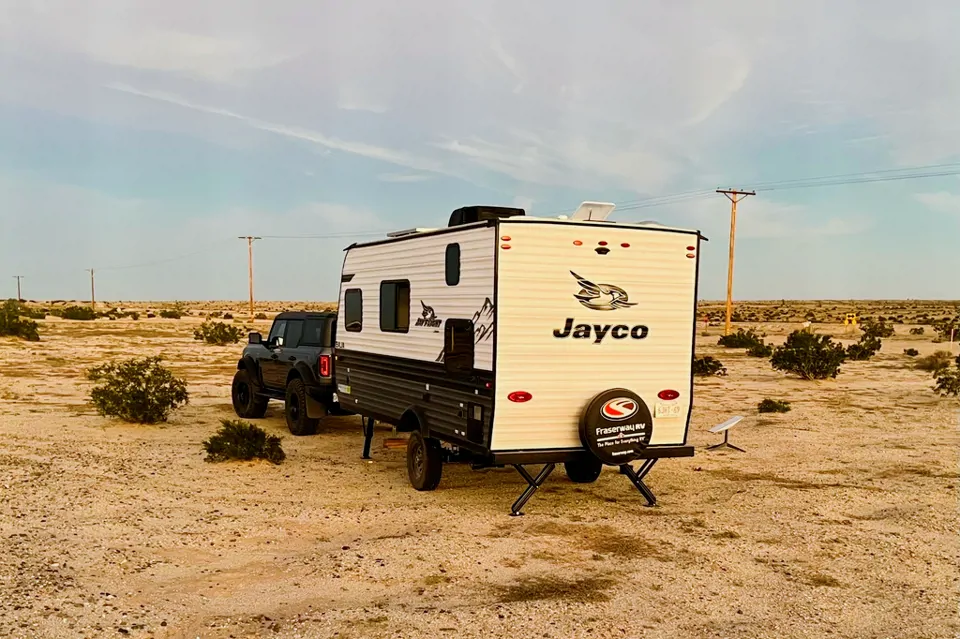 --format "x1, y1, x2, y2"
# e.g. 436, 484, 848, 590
268, 319, 287, 346
344, 289, 363, 332
301, 318, 331, 346
445, 243, 461, 286
444, 318, 474, 375
380, 280, 410, 332
284, 319, 304, 348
